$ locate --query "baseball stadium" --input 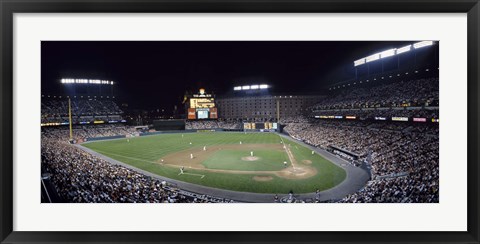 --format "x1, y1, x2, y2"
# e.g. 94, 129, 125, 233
41, 41, 439, 203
